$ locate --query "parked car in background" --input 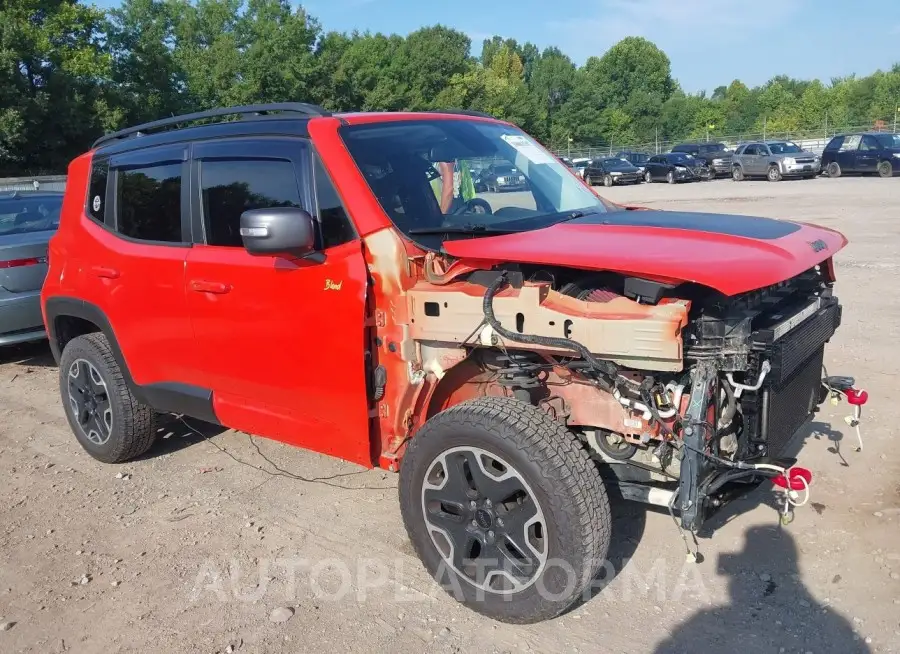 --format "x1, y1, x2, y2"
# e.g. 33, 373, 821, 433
822, 133, 900, 178
480, 162, 528, 192
643, 153, 711, 183
731, 141, 821, 181
615, 151, 650, 174
671, 142, 733, 177
584, 157, 643, 186
571, 157, 591, 179
0, 190, 63, 345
